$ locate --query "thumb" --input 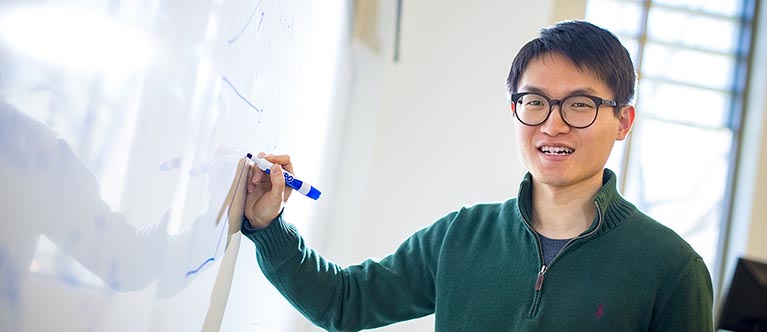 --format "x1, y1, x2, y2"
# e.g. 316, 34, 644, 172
269, 163, 286, 203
